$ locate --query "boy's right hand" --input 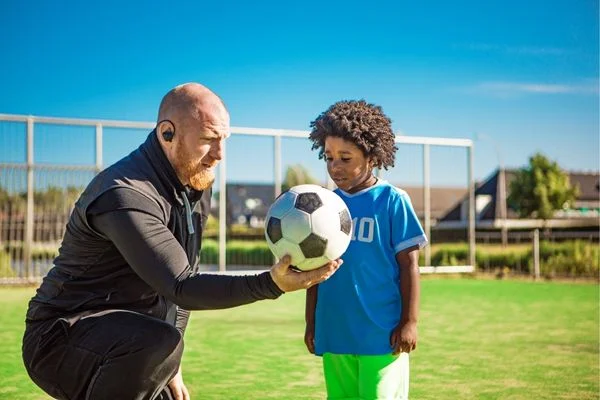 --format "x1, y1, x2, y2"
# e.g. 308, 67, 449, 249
304, 324, 315, 354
